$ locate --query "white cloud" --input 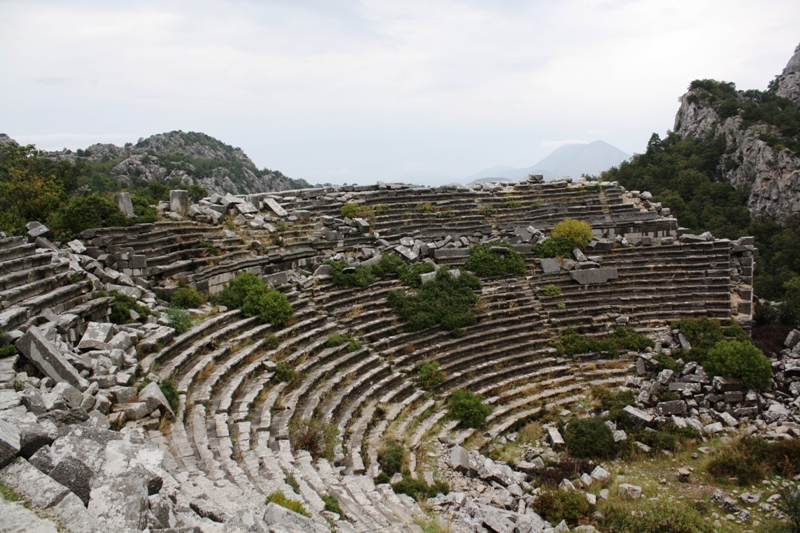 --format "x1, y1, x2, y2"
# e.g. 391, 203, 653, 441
1, 0, 799, 184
